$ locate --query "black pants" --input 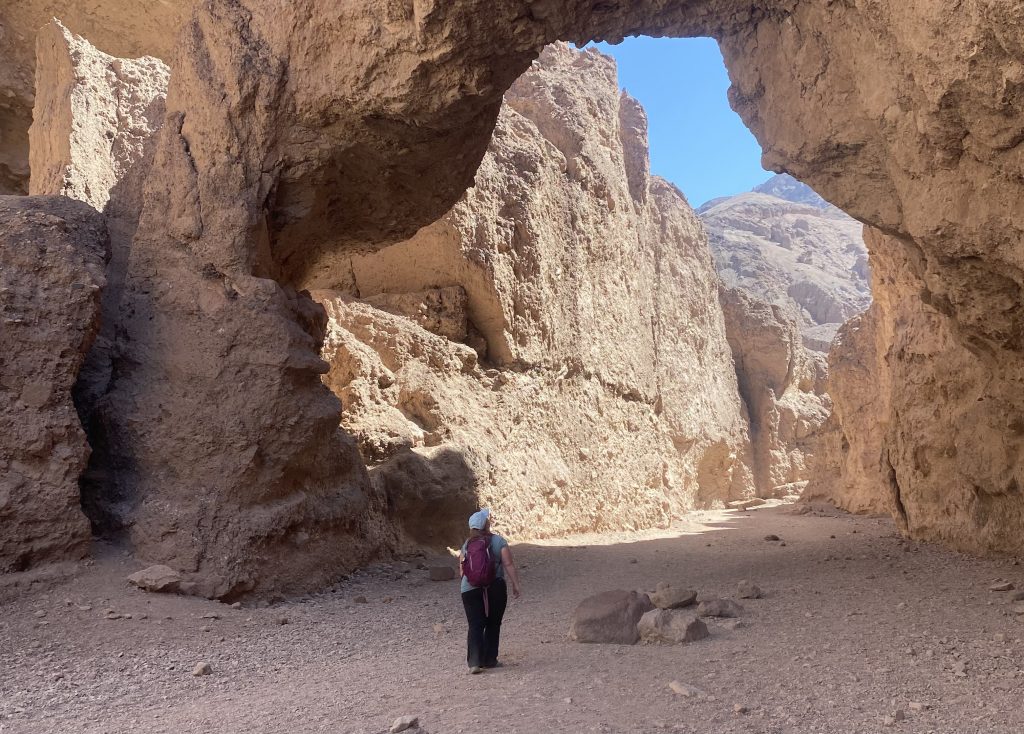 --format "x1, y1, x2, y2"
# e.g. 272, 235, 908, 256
461, 578, 508, 668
